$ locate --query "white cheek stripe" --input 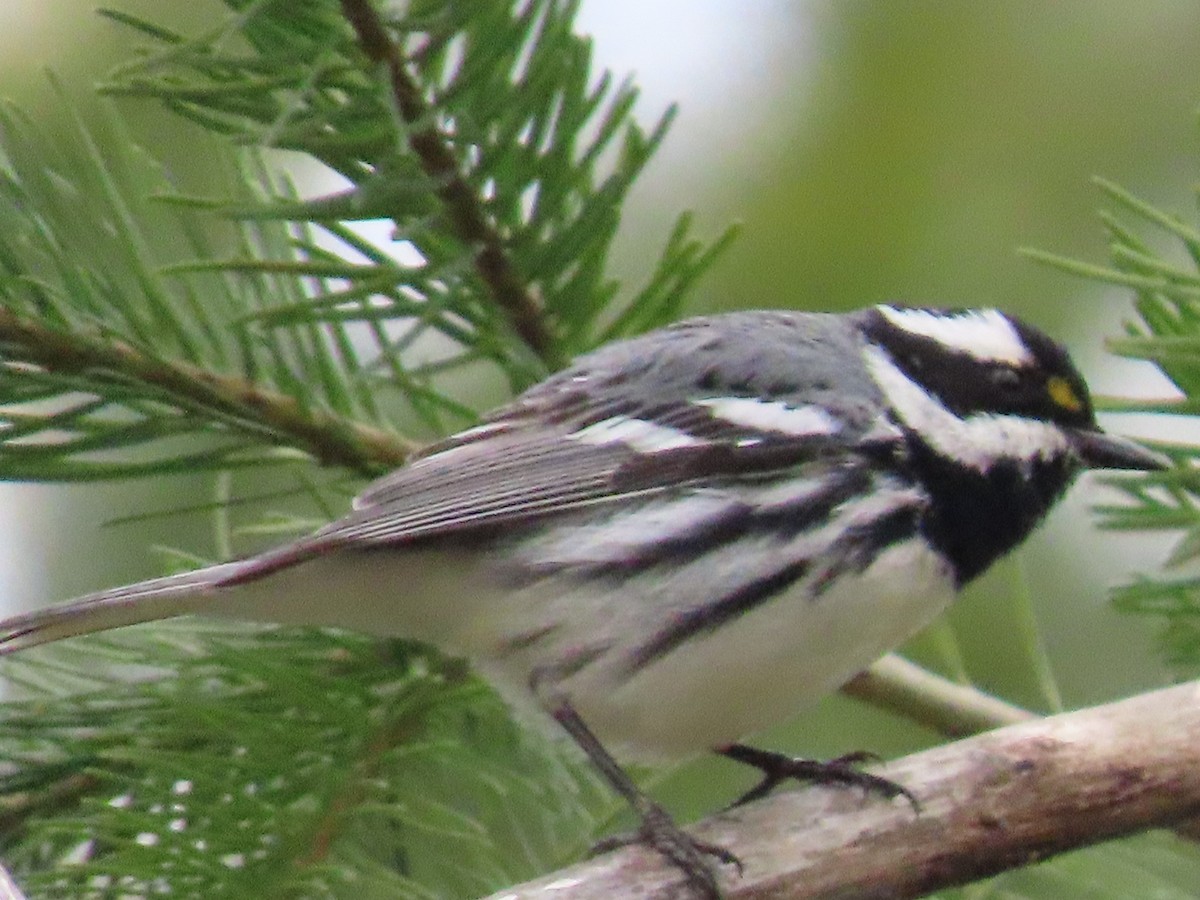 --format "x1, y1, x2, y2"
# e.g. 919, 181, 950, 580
695, 397, 841, 437
878, 305, 1033, 366
864, 346, 1069, 471
568, 415, 704, 453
